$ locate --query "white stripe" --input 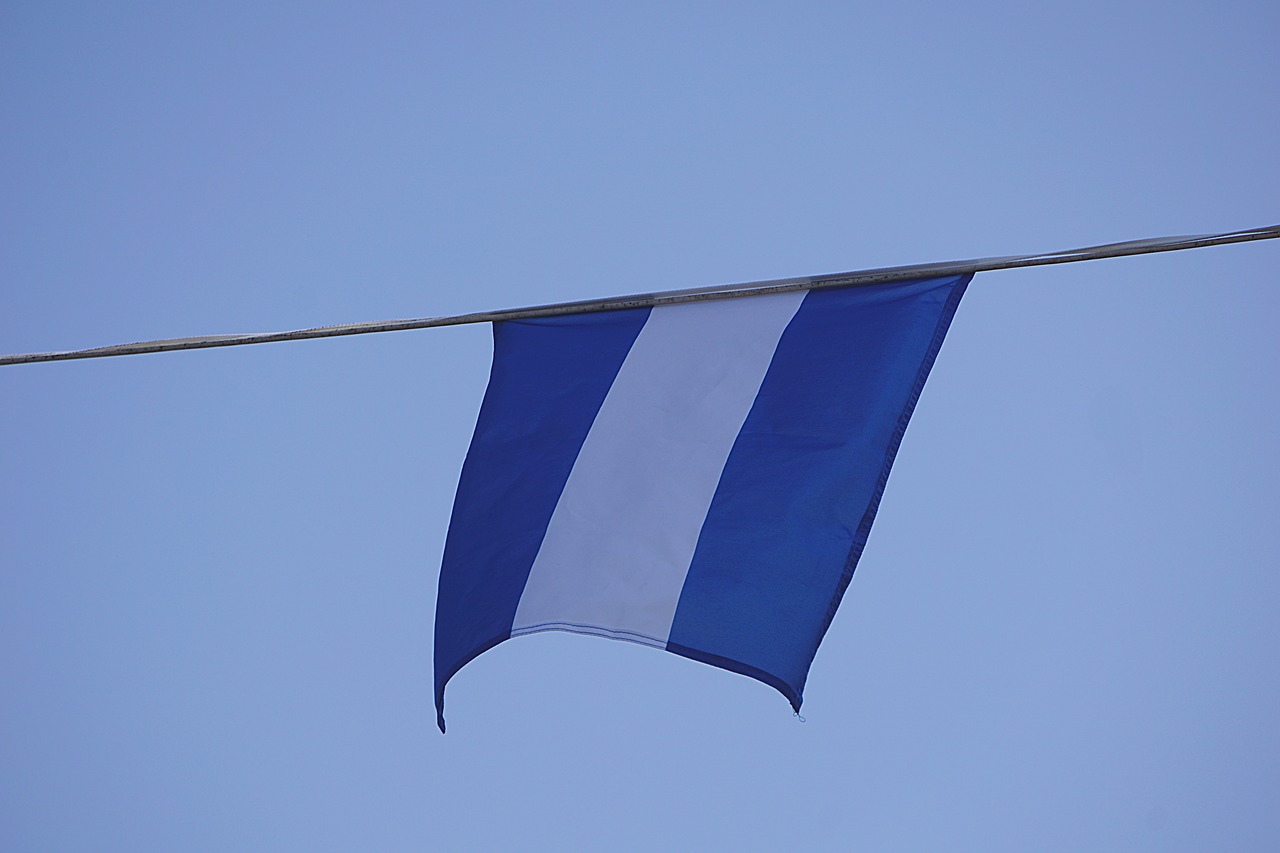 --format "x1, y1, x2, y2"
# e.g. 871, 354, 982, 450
511, 290, 807, 645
